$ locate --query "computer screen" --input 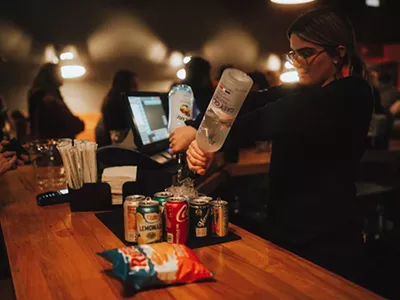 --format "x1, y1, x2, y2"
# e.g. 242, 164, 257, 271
127, 95, 169, 145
